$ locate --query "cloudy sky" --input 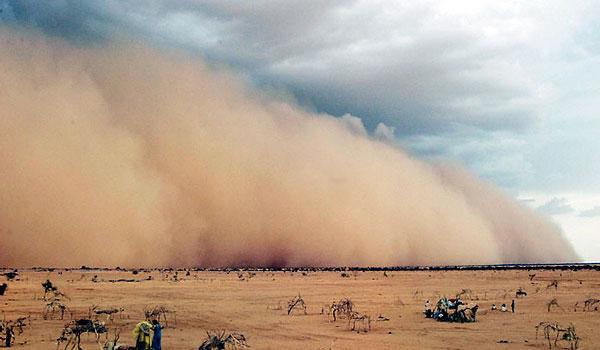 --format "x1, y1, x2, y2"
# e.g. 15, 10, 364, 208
1, 0, 599, 260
